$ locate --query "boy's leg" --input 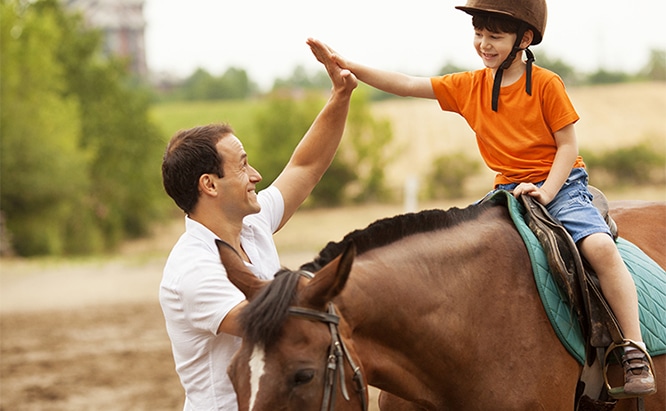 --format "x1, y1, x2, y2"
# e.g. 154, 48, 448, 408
579, 233, 641, 341
579, 232, 656, 397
